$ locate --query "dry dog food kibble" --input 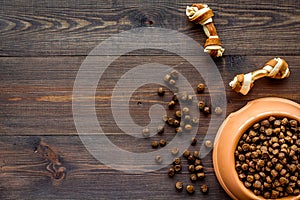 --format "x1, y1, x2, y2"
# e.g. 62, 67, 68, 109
235, 117, 299, 199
